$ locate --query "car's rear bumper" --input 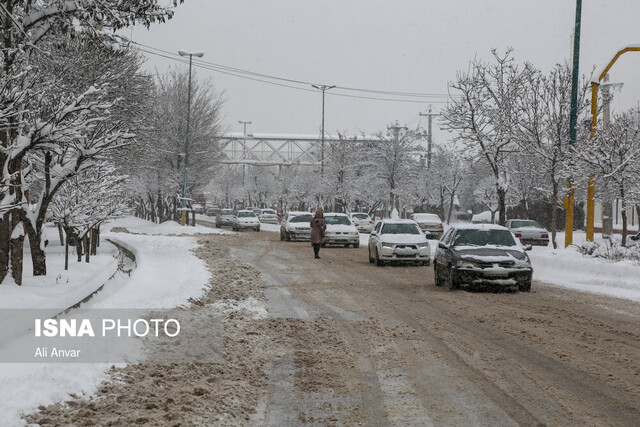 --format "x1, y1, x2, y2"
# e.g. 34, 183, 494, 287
379, 247, 430, 264
452, 267, 532, 287
259, 218, 279, 224
235, 223, 259, 229
324, 235, 359, 245
288, 231, 311, 240
519, 238, 548, 246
